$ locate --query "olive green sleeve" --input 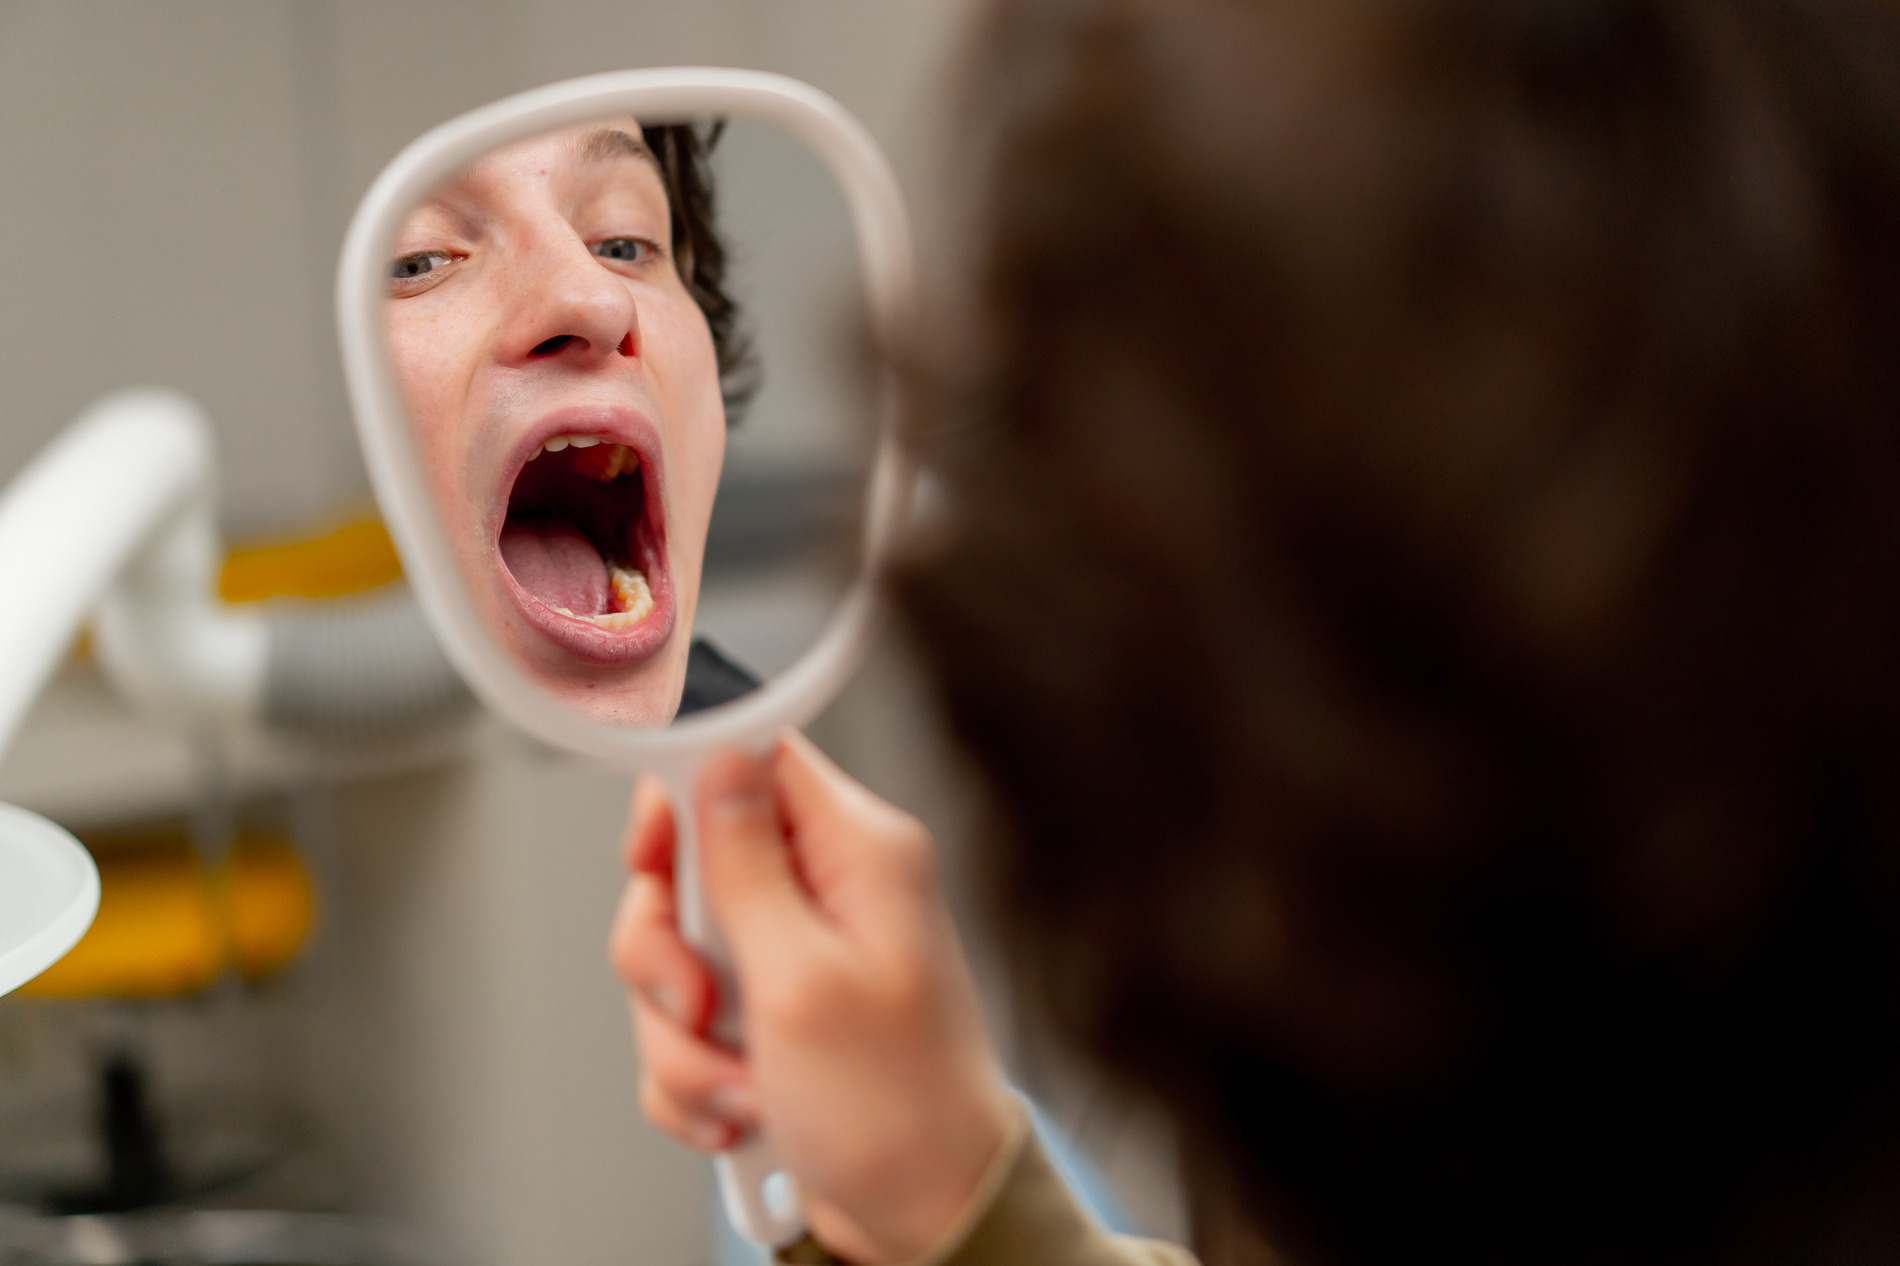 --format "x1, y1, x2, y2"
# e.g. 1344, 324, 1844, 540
921, 1114, 1199, 1266
775, 1104, 1200, 1266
